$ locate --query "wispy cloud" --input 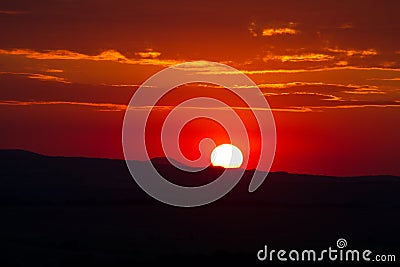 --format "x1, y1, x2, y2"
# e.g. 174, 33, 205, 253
44, 69, 64, 73
26, 73, 70, 83
240, 66, 400, 75
342, 87, 385, 95
0, 100, 126, 111
338, 23, 354, 29
0, 99, 293, 113
257, 81, 397, 111
327, 47, 378, 57
311, 104, 400, 110
173, 60, 238, 74
0, 71, 69, 83
263, 91, 342, 101
257, 81, 358, 89
1, 97, 398, 114
127, 104, 310, 113
134, 102, 400, 112
264, 53, 334, 62
369, 77, 400, 81
0, 48, 180, 66
262, 27, 298, 36
0, 49, 128, 61
0, 100, 309, 113
258, 82, 386, 95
